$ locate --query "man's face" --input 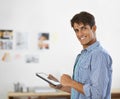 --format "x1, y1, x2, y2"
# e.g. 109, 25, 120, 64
73, 23, 96, 48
